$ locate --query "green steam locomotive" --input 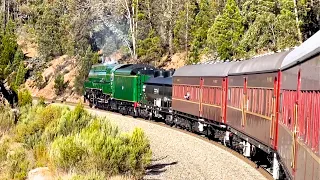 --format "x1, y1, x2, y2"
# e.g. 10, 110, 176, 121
84, 63, 171, 117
